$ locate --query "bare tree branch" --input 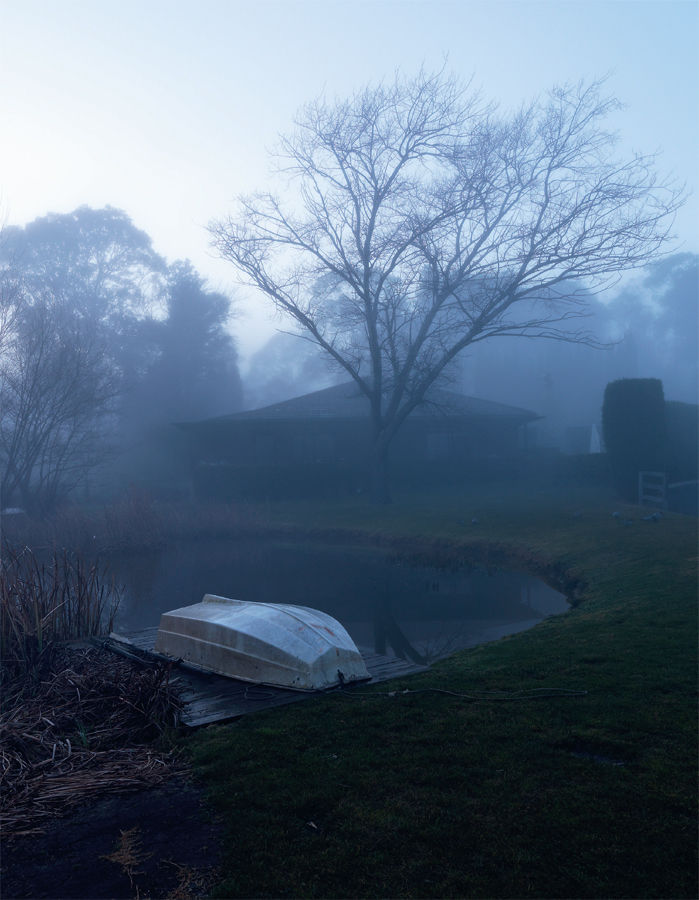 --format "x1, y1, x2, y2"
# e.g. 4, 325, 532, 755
209, 71, 685, 502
